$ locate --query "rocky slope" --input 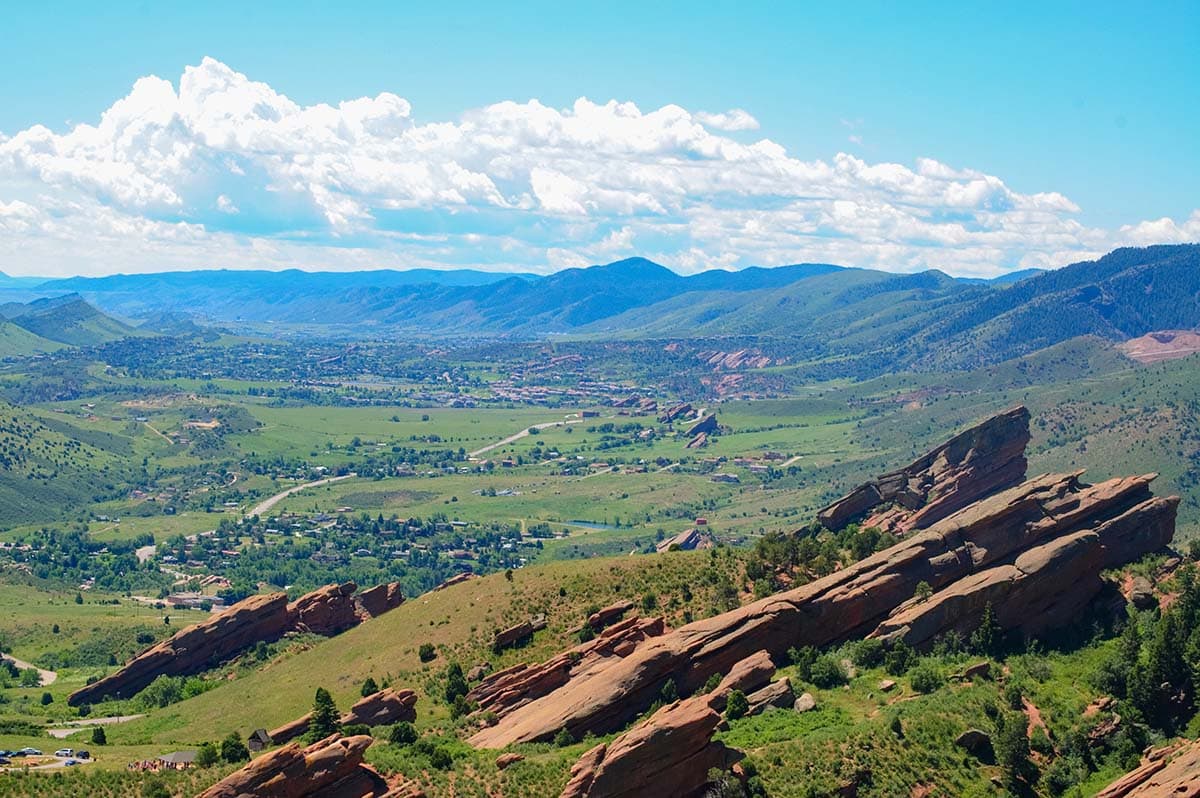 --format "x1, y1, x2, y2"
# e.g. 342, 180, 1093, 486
1094, 739, 1200, 797
68, 580, 404, 706
818, 405, 1031, 534
197, 734, 397, 798
471, 419, 1176, 749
